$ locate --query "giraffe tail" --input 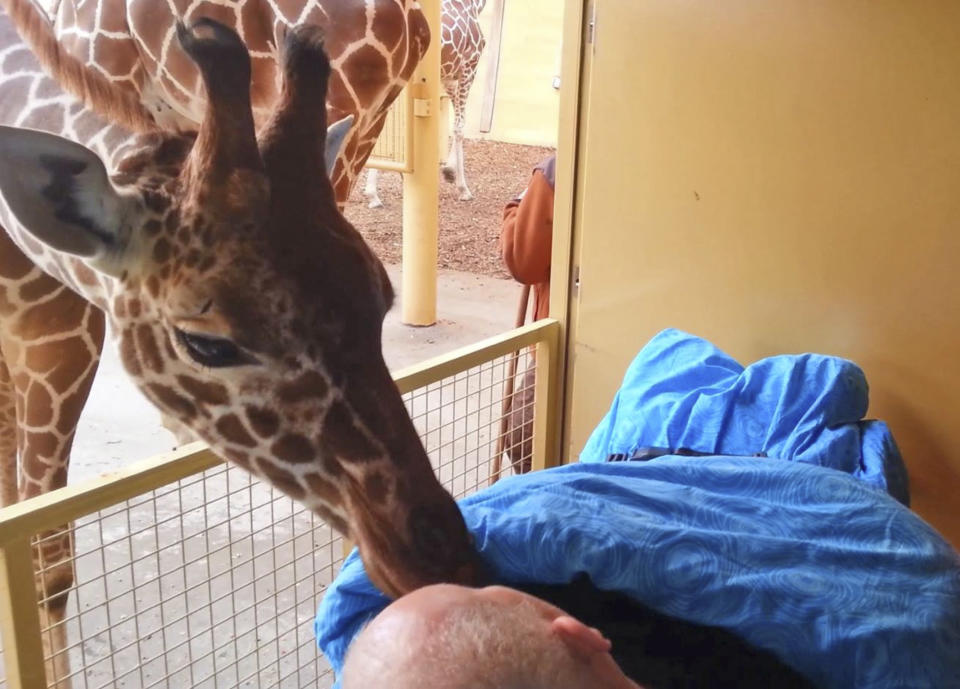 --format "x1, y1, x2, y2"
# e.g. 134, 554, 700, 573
0, 0, 159, 134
